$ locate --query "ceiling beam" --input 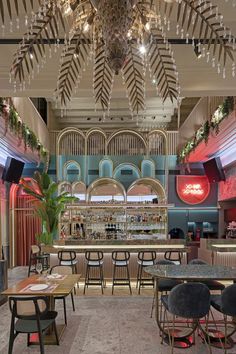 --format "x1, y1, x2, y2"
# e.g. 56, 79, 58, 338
0, 38, 228, 45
